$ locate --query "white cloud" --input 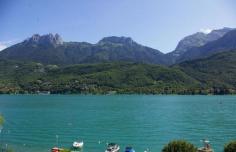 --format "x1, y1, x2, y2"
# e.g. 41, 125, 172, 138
0, 39, 19, 51
0, 43, 7, 51
200, 28, 212, 34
